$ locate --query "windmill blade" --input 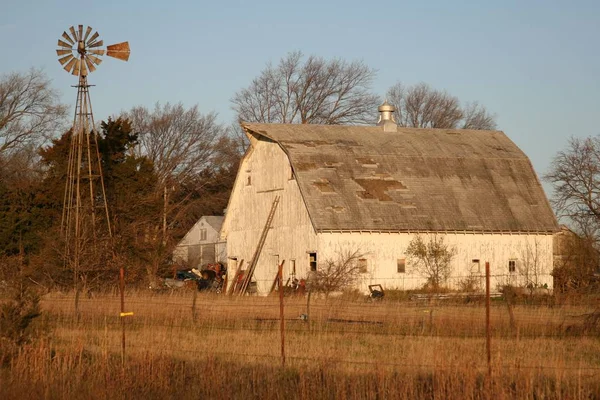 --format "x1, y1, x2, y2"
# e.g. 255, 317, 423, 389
63, 58, 77, 73
71, 59, 81, 76
87, 54, 103, 65
84, 56, 97, 73
106, 42, 130, 61
88, 31, 100, 45
62, 31, 75, 45
58, 54, 74, 65
83, 26, 93, 42
69, 26, 78, 42
58, 39, 73, 49
56, 49, 72, 56
88, 49, 105, 57
78, 25, 83, 42
88, 40, 104, 48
